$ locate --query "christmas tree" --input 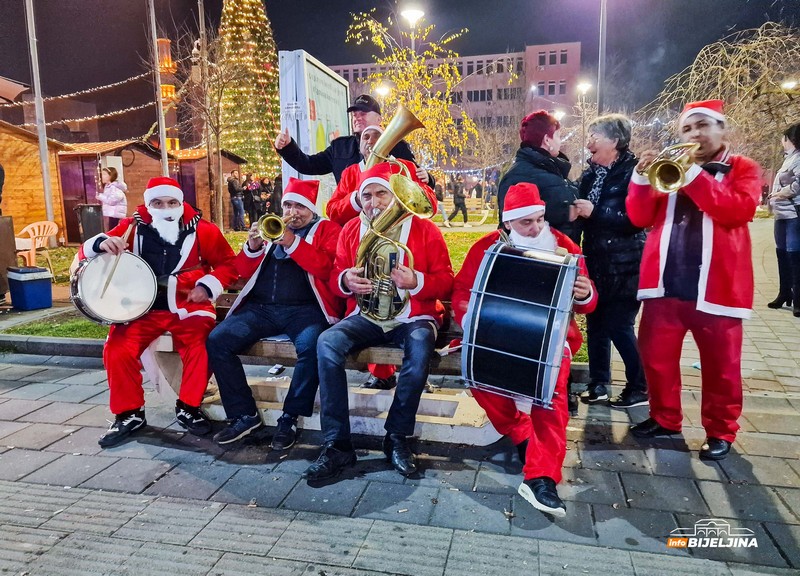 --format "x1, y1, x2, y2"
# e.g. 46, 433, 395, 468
218, 0, 281, 176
